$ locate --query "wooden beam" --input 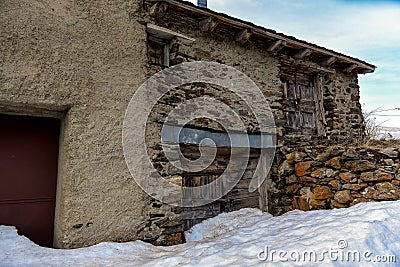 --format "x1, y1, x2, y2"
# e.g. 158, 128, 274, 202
157, 0, 376, 73
266, 40, 286, 53
149, 2, 168, 18
318, 56, 337, 67
279, 55, 336, 74
358, 68, 374, 74
199, 17, 219, 32
234, 29, 252, 43
292, 48, 313, 60
342, 63, 358, 73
